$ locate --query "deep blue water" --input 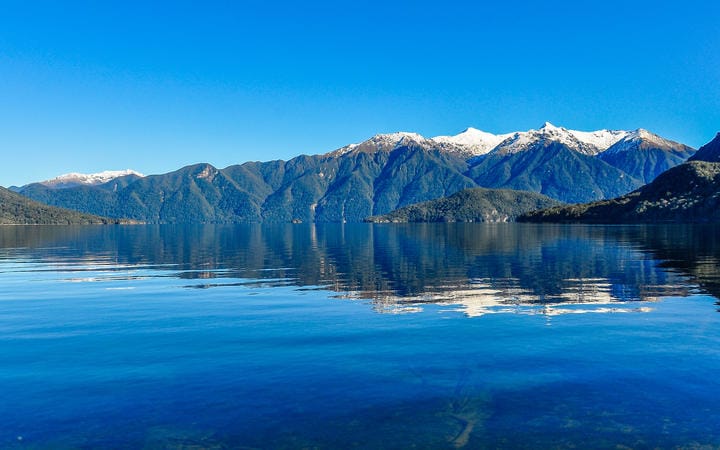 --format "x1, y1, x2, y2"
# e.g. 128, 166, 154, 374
0, 223, 719, 449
